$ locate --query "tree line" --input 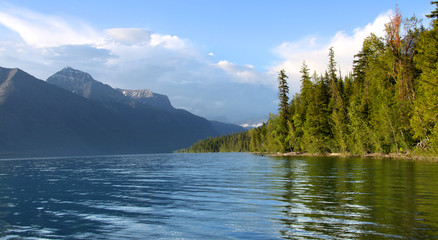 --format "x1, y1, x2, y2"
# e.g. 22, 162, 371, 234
180, 3, 438, 156
177, 132, 250, 153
